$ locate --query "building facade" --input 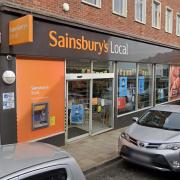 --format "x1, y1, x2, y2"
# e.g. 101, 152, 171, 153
0, 0, 179, 146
